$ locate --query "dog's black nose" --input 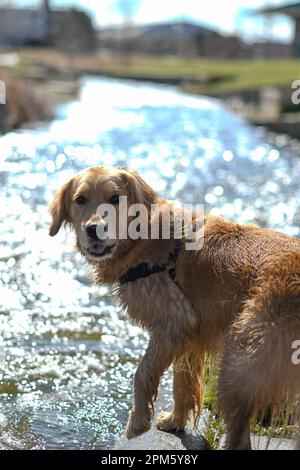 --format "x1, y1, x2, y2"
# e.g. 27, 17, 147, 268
86, 224, 98, 240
